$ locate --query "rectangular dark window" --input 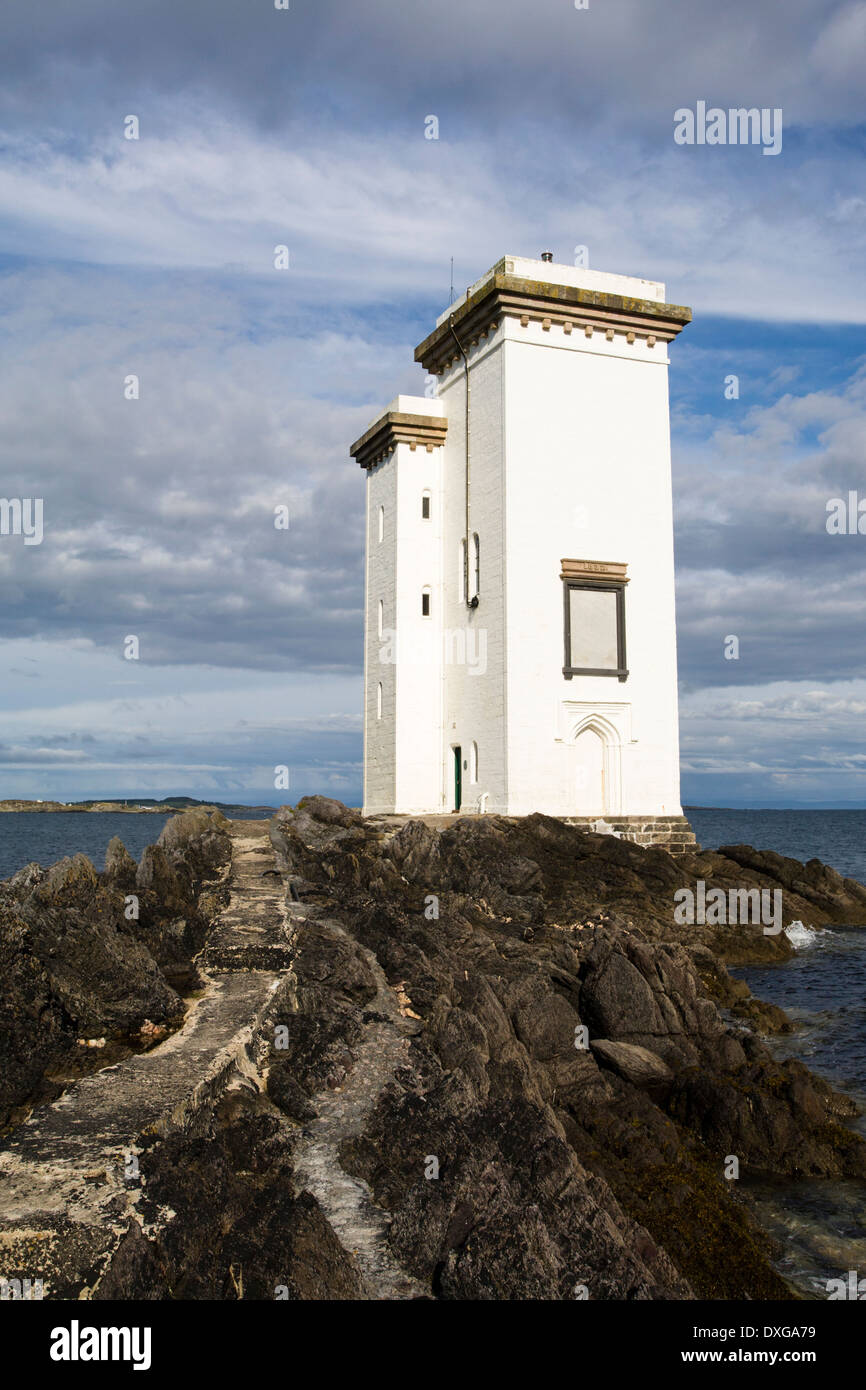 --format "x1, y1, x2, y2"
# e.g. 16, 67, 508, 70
422, 591, 431, 616
422, 495, 431, 519
563, 580, 627, 680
